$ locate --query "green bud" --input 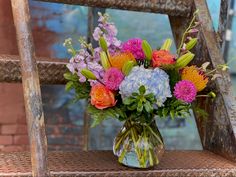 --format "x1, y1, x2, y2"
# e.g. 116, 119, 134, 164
161, 38, 172, 51
122, 60, 135, 76
175, 52, 195, 69
142, 40, 153, 60
100, 51, 110, 70
208, 91, 216, 98
81, 69, 97, 80
99, 37, 108, 52
186, 38, 197, 50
